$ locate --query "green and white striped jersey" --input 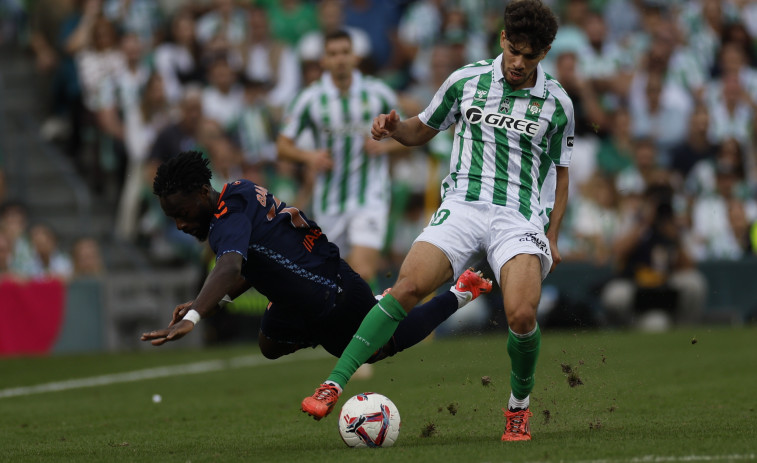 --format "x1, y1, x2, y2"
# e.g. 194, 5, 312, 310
419, 55, 574, 226
281, 71, 396, 217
